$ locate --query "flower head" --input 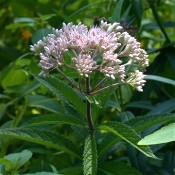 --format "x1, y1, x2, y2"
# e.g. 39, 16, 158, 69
126, 70, 146, 91
72, 54, 97, 77
30, 21, 149, 91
